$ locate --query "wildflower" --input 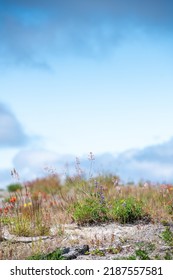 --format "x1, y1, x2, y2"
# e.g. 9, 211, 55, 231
10, 196, 17, 203
24, 202, 32, 207
4, 206, 9, 214
167, 185, 173, 192
94, 180, 98, 189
